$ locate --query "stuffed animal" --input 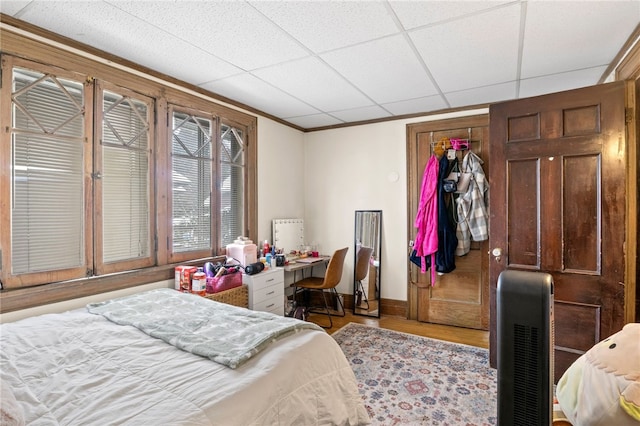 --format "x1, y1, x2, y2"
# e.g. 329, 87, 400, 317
556, 322, 640, 425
